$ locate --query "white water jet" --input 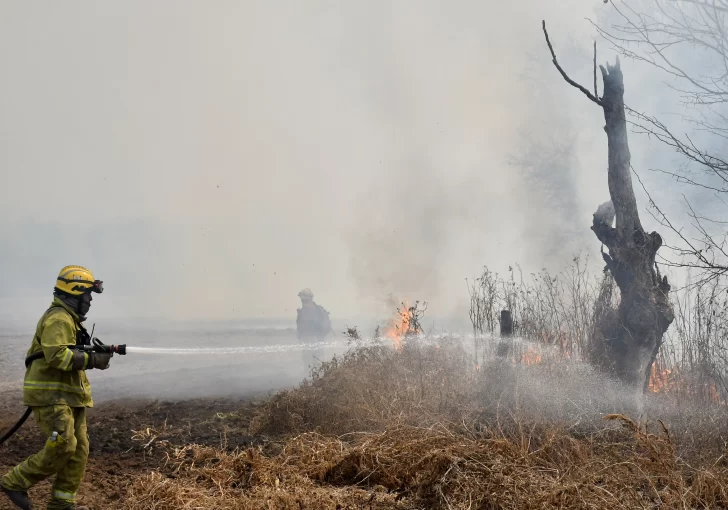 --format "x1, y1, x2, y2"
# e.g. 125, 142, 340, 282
125, 340, 363, 356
